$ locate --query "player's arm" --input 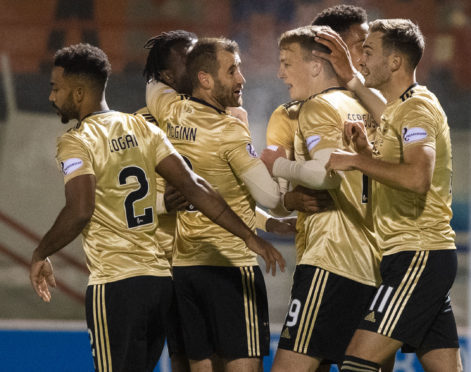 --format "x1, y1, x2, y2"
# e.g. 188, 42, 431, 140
261, 146, 342, 189
312, 30, 386, 123
255, 206, 296, 236
156, 154, 285, 275
155, 184, 190, 214
326, 144, 434, 194
30, 174, 95, 302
